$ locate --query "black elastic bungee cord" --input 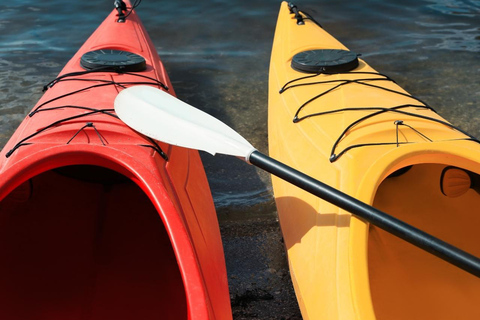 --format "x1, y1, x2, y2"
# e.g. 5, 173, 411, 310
280, 6, 479, 162
140, 140, 169, 161
327, 106, 480, 162
32, 105, 117, 115
395, 120, 433, 145
280, 71, 395, 93
279, 72, 326, 93
289, 74, 433, 122
43, 67, 168, 92
6, 109, 112, 158
294, 104, 426, 123
8, 105, 169, 161
330, 138, 480, 163
66, 122, 106, 146
31, 83, 117, 116
32, 72, 168, 116
10, 72, 170, 159
43, 66, 122, 91
282, 72, 480, 162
